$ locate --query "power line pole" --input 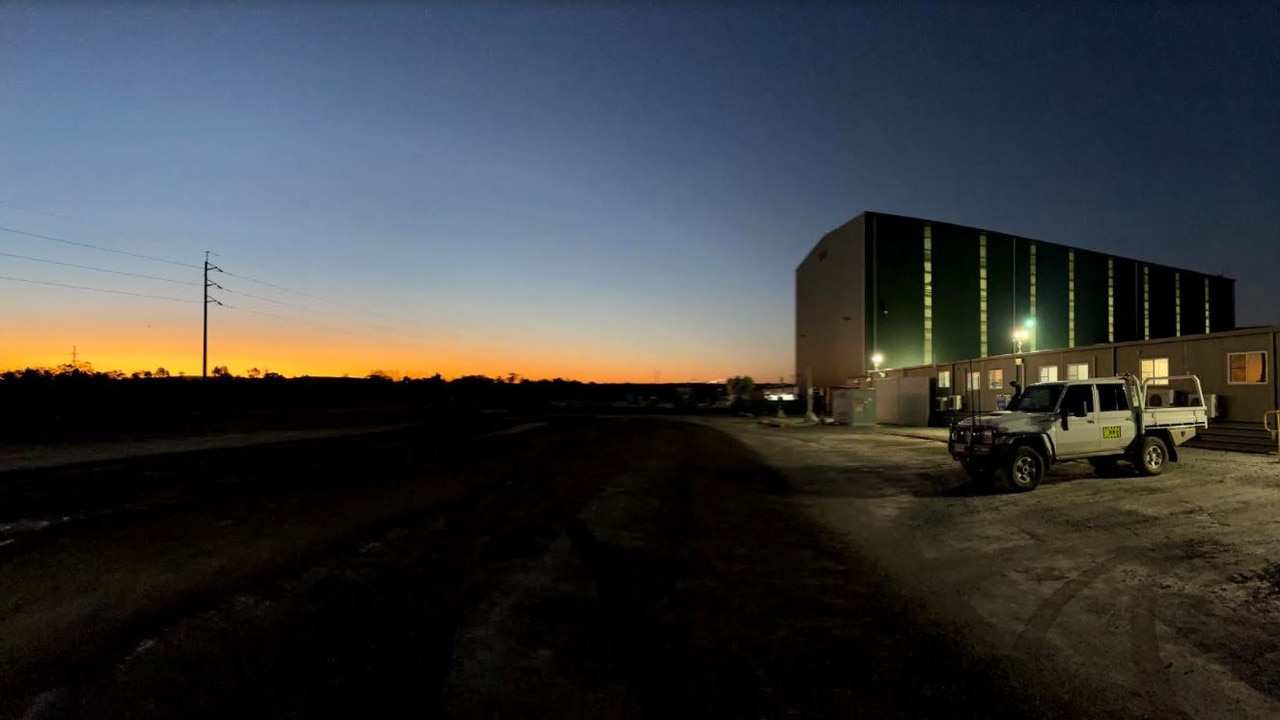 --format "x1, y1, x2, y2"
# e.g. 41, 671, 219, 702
71, 345, 78, 366
203, 251, 222, 379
